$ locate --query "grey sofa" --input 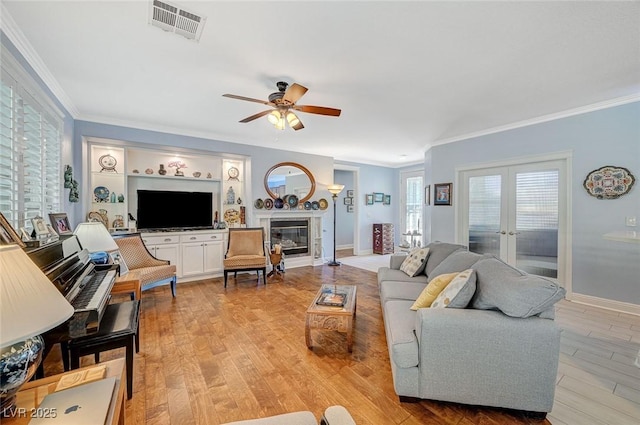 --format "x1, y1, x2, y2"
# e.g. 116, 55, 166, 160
377, 242, 565, 417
